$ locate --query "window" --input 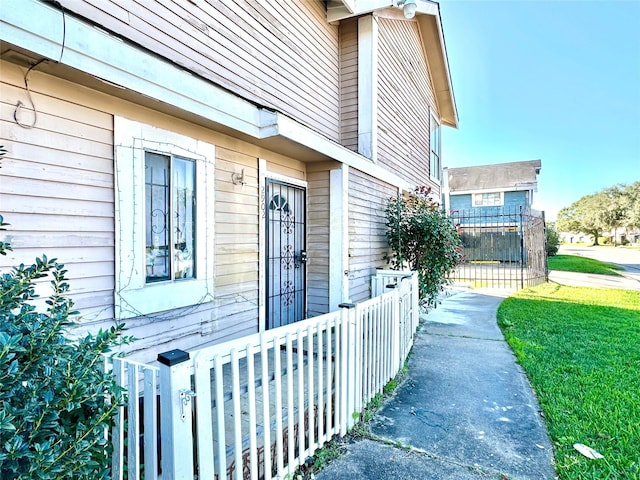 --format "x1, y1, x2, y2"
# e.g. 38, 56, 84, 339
473, 192, 503, 206
145, 153, 196, 283
114, 117, 215, 319
430, 113, 441, 182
